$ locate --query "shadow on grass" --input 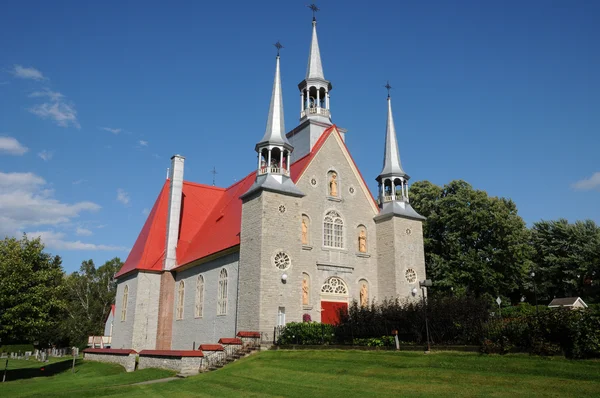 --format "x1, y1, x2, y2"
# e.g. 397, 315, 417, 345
2, 359, 80, 382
